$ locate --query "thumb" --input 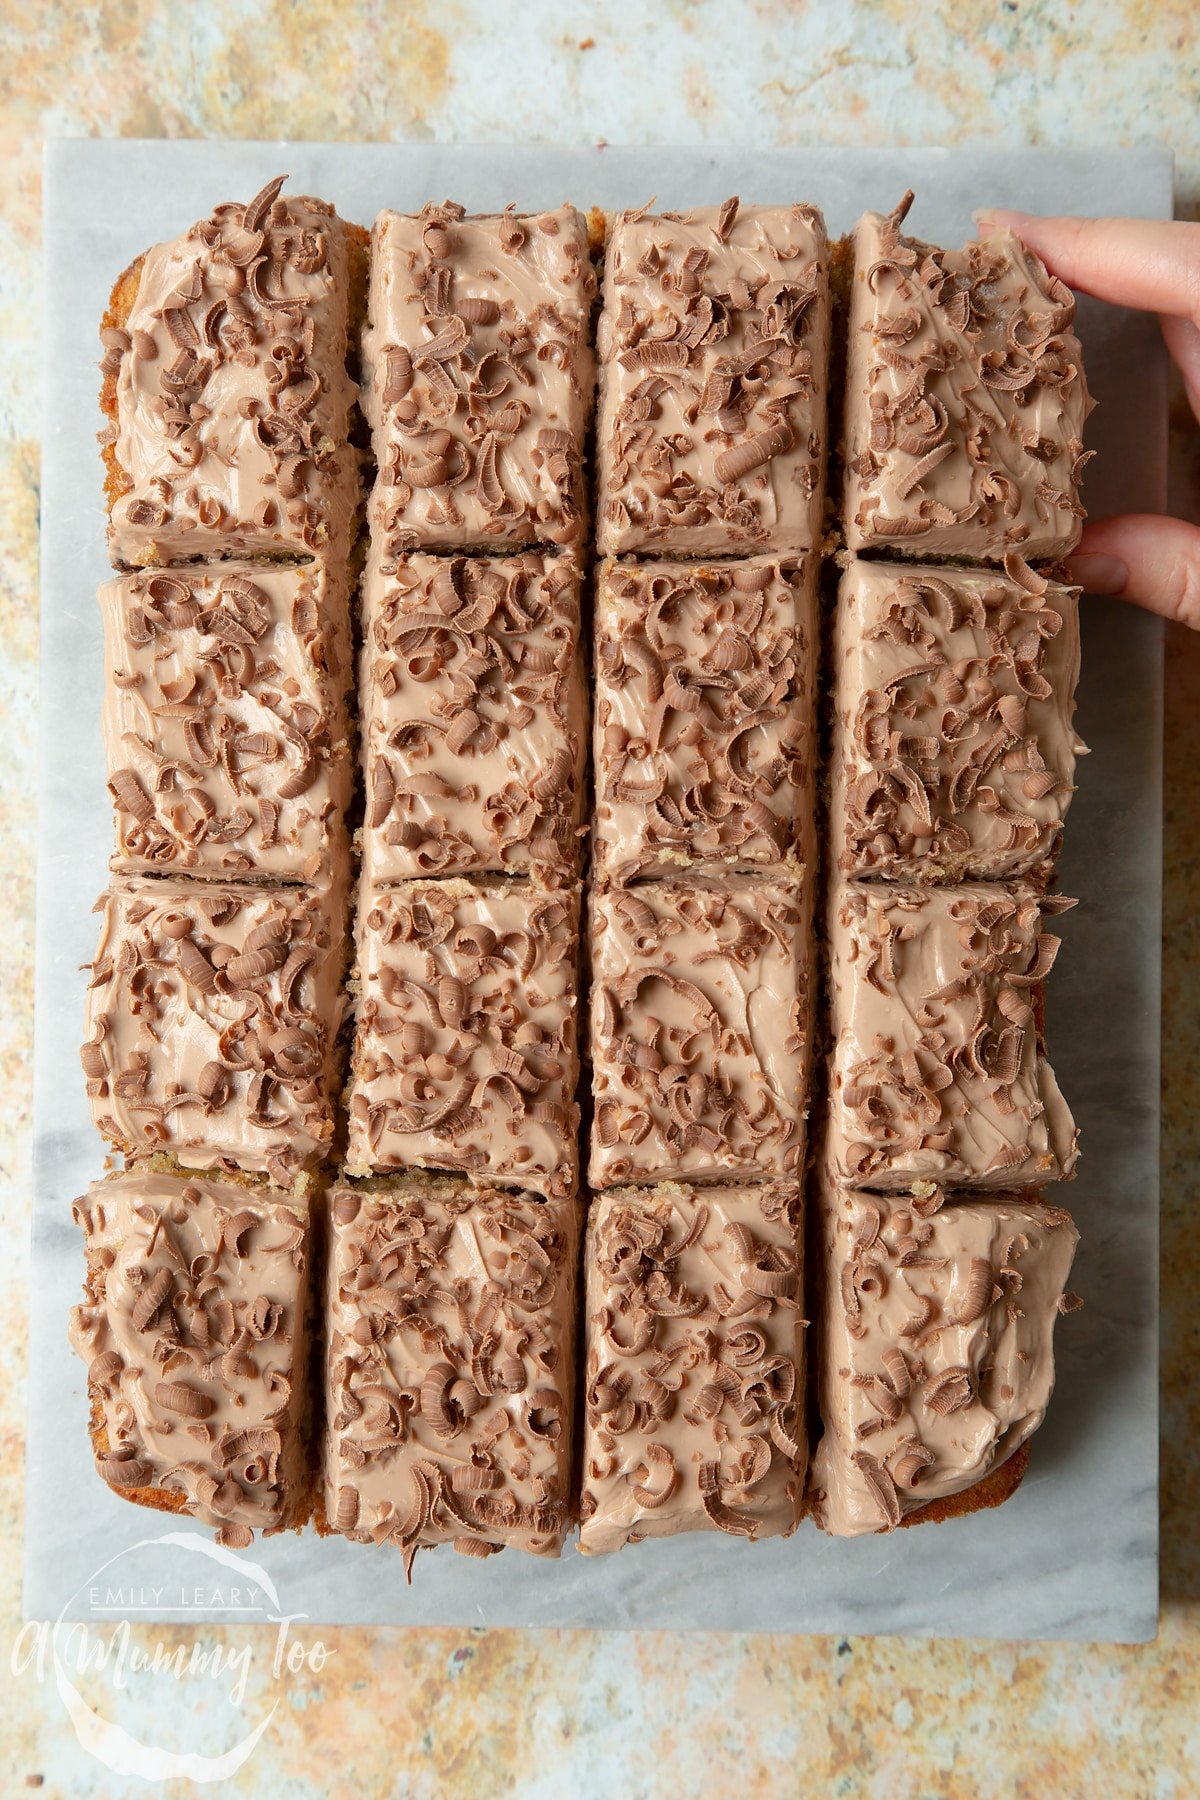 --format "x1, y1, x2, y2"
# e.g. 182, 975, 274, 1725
1066, 514, 1200, 628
